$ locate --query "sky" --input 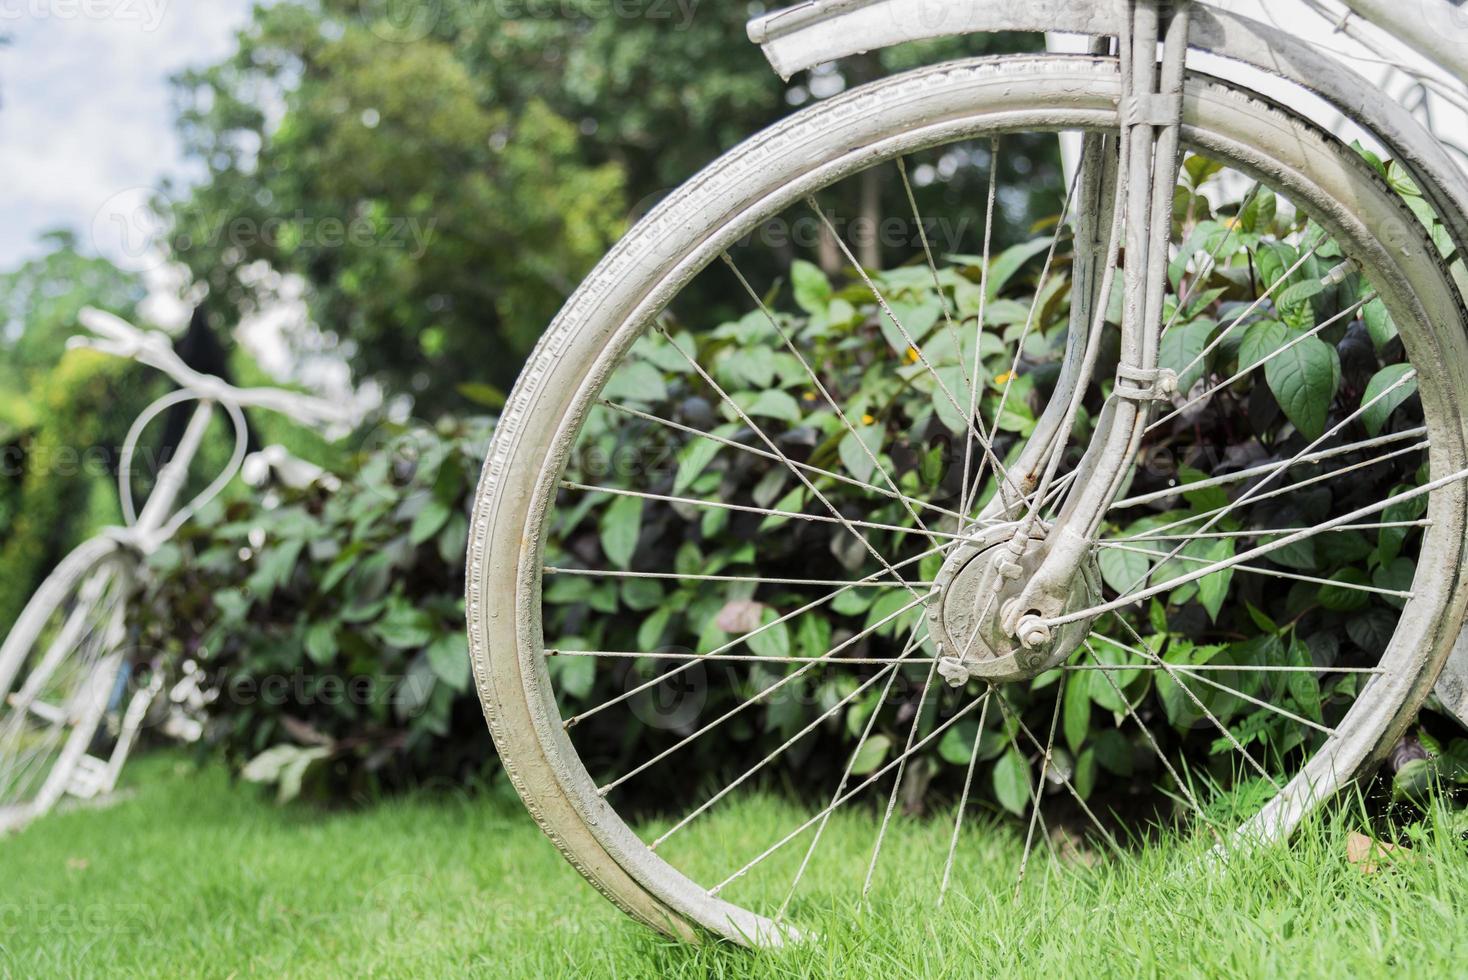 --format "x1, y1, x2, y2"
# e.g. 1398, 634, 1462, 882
0, 1, 364, 394
0, 0, 255, 313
